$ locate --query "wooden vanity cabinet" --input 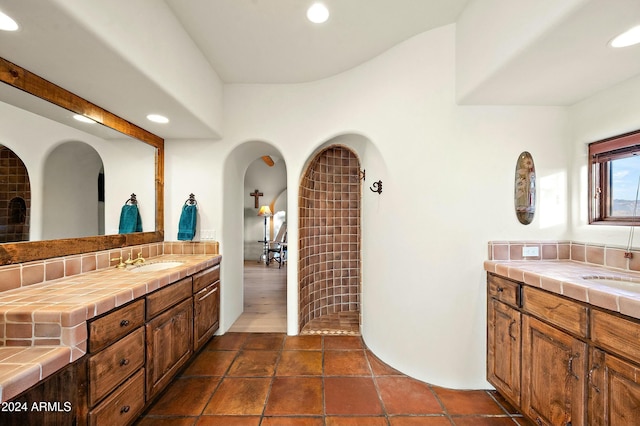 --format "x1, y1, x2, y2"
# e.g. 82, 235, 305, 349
6, 258, 222, 426
86, 299, 145, 426
487, 273, 640, 425
486, 274, 522, 405
145, 283, 193, 400
588, 309, 640, 426
521, 286, 588, 426
587, 348, 640, 426
521, 315, 587, 426
193, 265, 220, 351
2, 360, 82, 426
